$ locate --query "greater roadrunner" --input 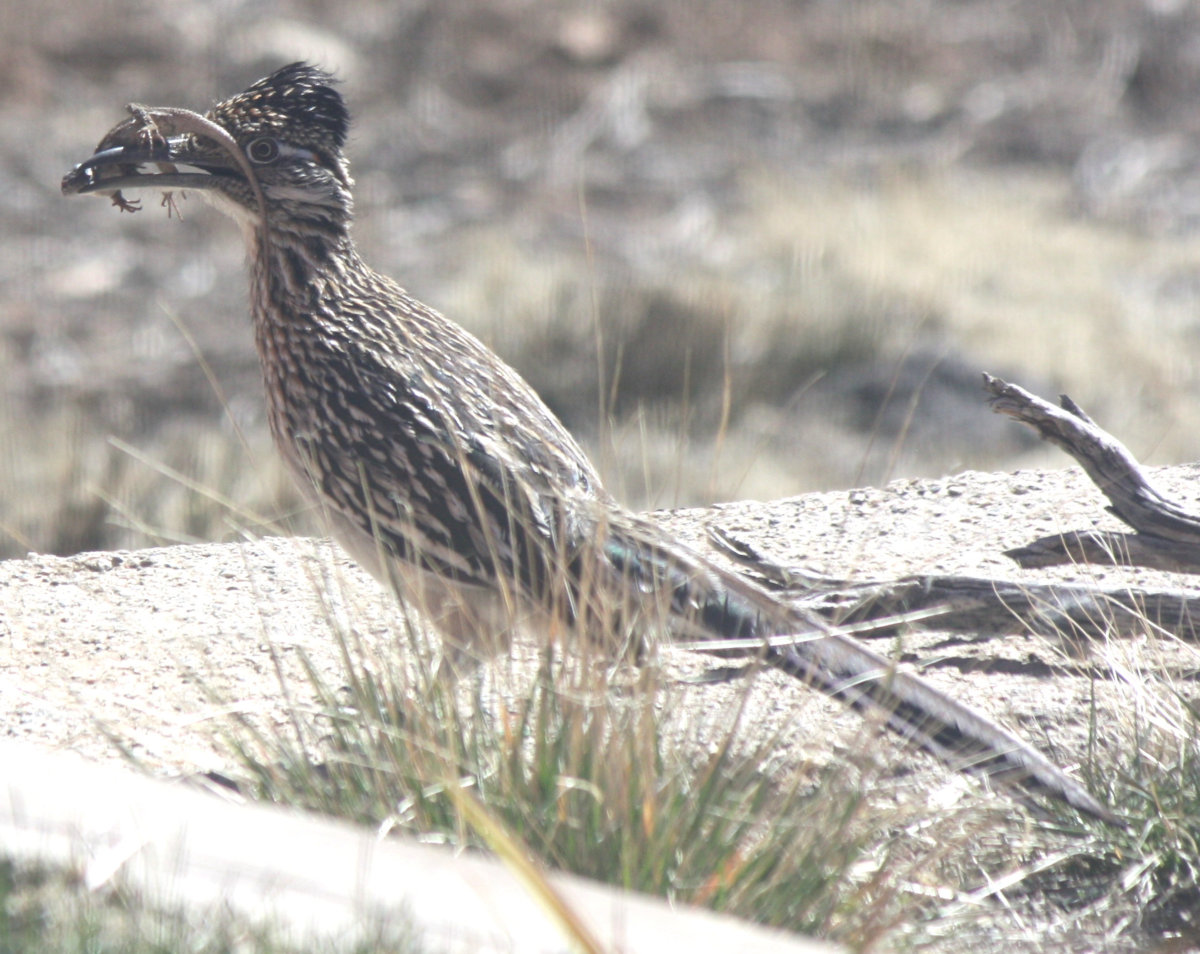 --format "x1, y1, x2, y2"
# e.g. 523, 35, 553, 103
63, 63, 1116, 822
